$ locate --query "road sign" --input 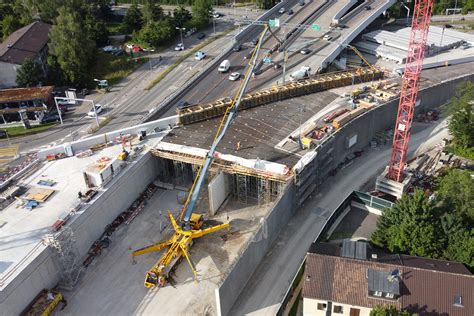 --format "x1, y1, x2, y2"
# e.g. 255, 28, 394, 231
269, 18, 280, 28
311, 24, 321, 30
